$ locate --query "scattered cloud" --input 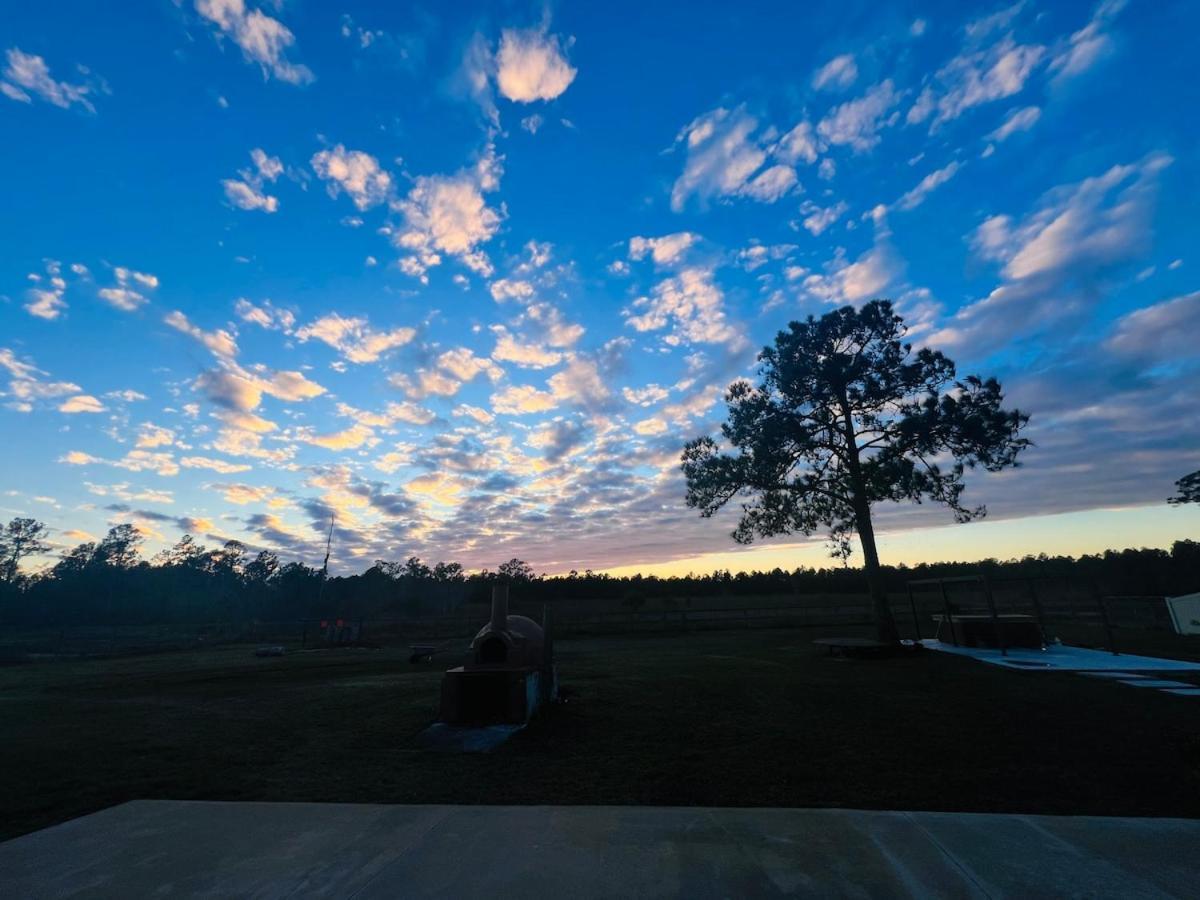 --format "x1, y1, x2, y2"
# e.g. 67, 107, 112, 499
629, 232, 699, 266
222, 147, 284, 213
295, 313, 414, 363
935, 152, 1172, 350
625, 268, 745, 348
393, 146, 503, 280
817, 80, 901, 152
1105, 292, 1200, 361
812, 53, 858, 91
235, 298, 294, 331
797, 200, 849, 235
495, 25, 577, 103
58, 394, 106, 414
895, 160, 962, 211
1, 48, 103, 112
907, 27, 1045, 130
311, 144, 392, 210
1049, 0, 1127, 83
491, 383, 559, 415
194, 0, 314, 85
671, 106, 800, 210
987, 105, 1041, 143
23, 260, 69, 320
164, 311, 239, 359
97, 266, 159, 312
